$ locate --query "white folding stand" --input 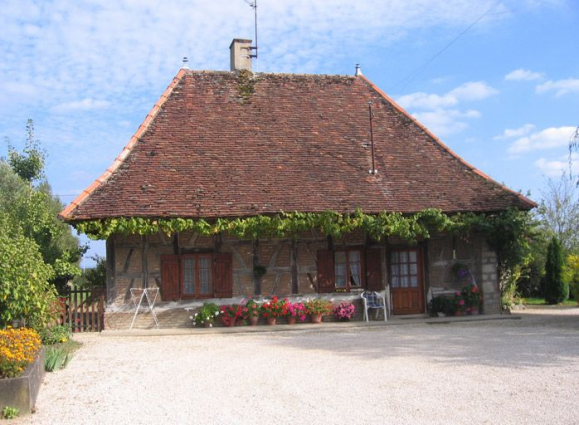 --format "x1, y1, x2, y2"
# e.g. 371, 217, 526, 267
129, 288, 160, 330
